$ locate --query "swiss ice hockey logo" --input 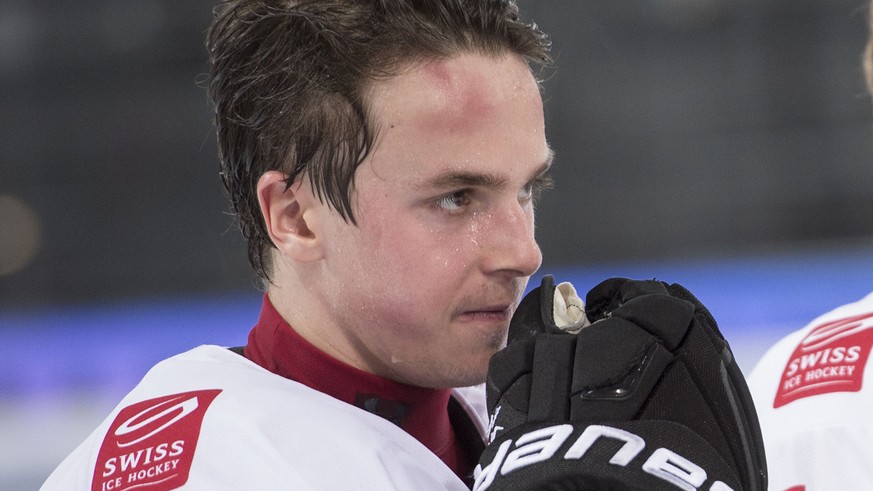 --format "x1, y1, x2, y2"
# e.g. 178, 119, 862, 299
774, 312, 873, 408
92, 389, 221, 491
